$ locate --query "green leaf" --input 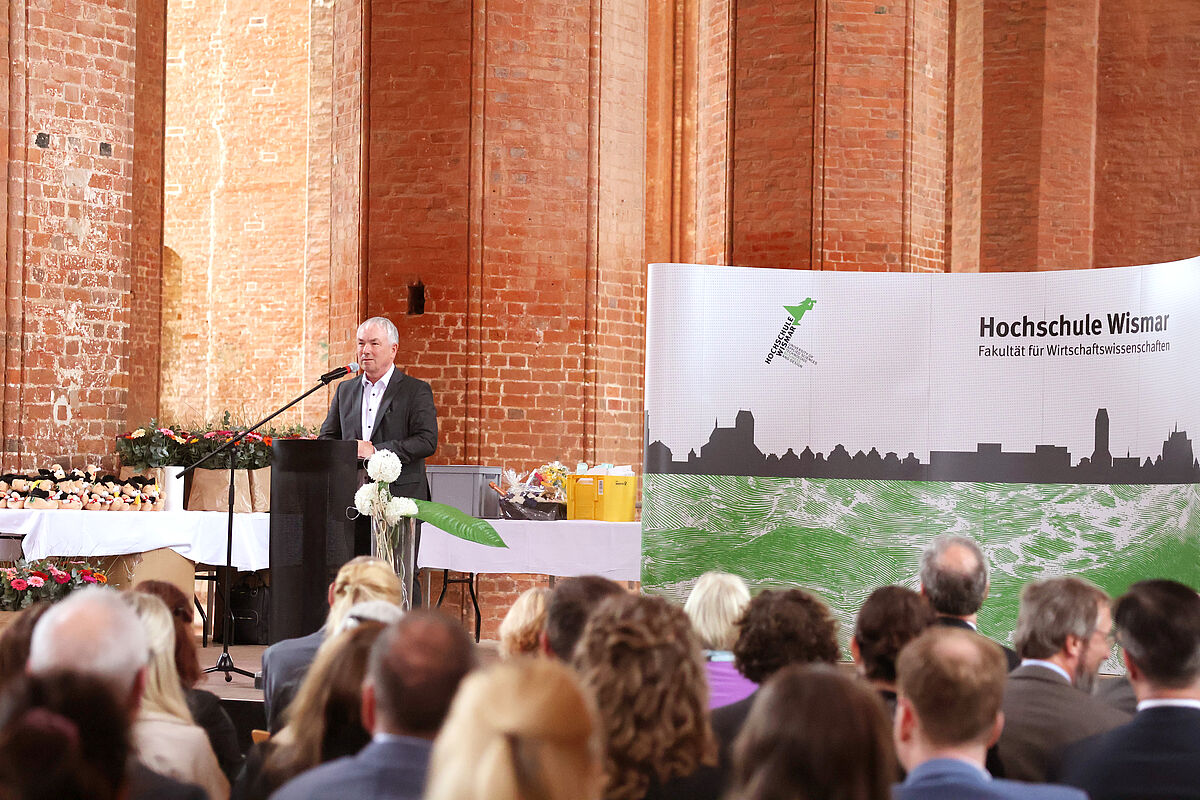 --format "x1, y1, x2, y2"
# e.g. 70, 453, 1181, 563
412, 500, 507, 548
